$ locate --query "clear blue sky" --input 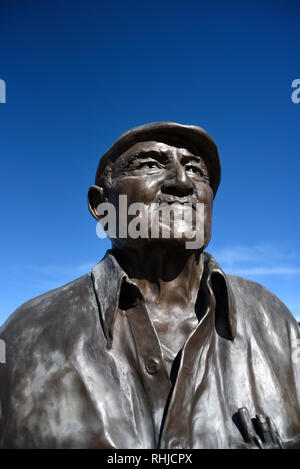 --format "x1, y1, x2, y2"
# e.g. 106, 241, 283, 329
0, 0, 299, 325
